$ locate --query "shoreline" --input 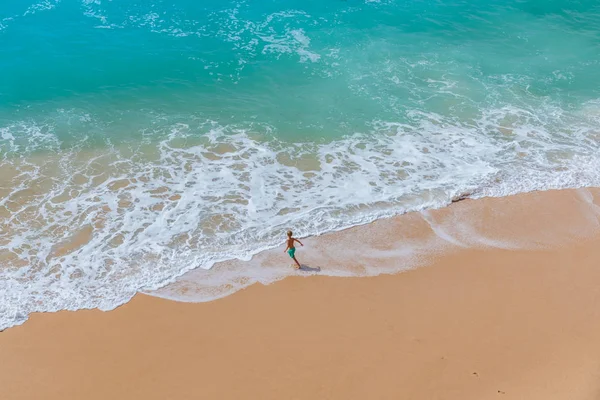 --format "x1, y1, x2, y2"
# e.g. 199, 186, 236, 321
3, 184, 597, 332
3, 134, 600, 330
3, 187, 600, 399
3, 120, 600, 332
148, 186, 600, 303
